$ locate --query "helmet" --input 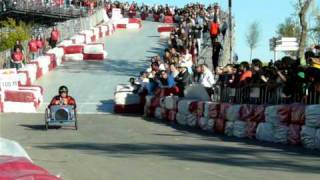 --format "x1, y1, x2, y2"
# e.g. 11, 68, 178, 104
59, 85, 68, 94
